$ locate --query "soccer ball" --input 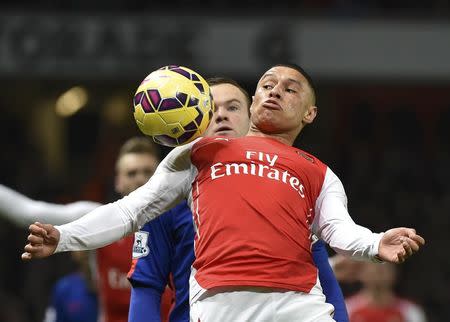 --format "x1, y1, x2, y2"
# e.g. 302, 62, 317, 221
132, 65, 214, 147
